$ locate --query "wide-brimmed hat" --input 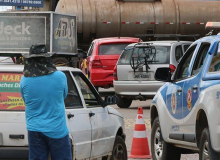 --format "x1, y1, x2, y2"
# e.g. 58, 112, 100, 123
22, 44, 53, 58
